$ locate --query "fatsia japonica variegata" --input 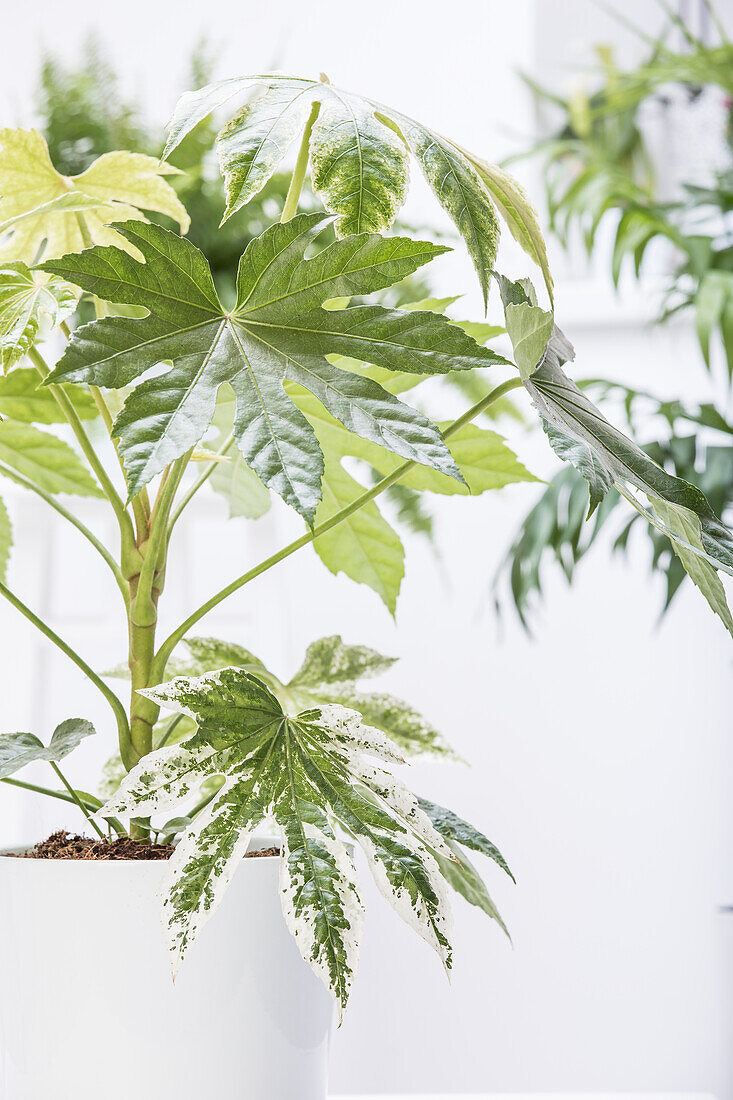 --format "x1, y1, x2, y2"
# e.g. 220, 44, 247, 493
0, 69, 731, 1015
